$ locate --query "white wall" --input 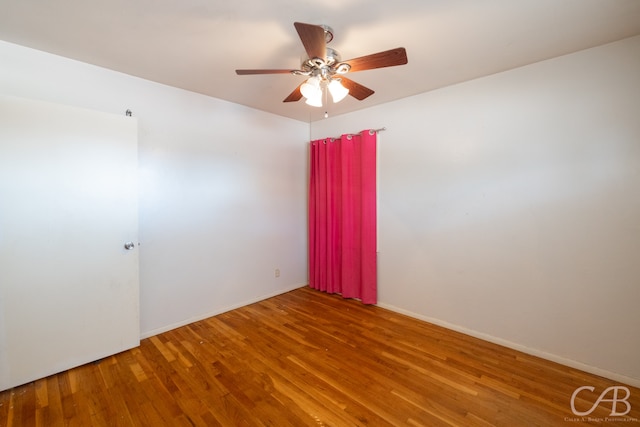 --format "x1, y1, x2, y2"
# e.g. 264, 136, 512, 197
311, 36, 640, 386
0, 41, 309, 337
